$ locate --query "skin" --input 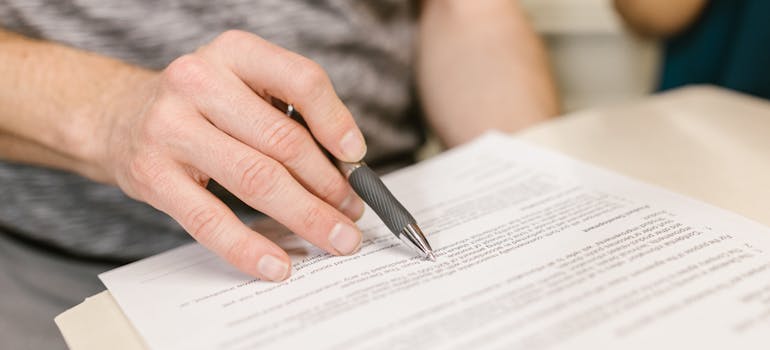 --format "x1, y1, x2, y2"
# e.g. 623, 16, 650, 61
613, 0, 707, 38
0, 29, 367, 282
0, 1, 558, 281
418, 0, 559, 147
